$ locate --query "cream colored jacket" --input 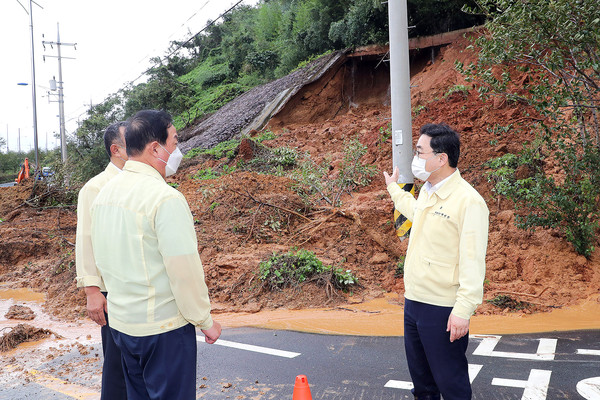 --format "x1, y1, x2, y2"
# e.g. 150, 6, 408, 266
91, 160, 213, 337
75, 162, 121, 291
387, 170, 489, 319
